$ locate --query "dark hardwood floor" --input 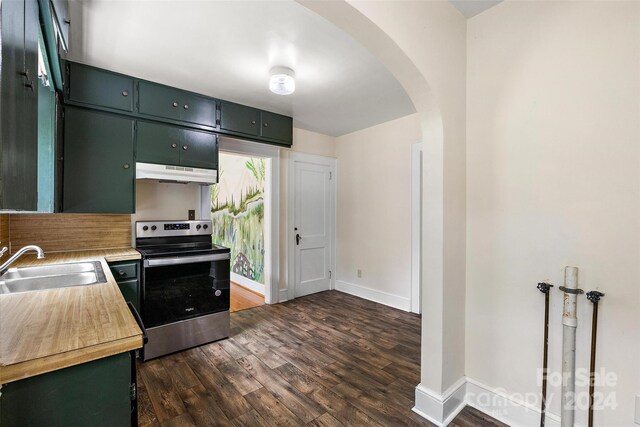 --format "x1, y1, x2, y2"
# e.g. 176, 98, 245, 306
137, 290, 506, 427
